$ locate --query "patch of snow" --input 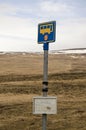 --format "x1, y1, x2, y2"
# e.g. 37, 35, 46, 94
62, 50, 86, 54
0, 52, 6, 55
70, 55, 79, 59
50, 48, 86, 54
